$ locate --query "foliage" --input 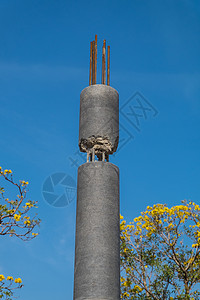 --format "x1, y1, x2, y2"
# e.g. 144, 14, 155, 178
120, 201, 200, 300
0, 166, 41, 299
0, 276, 22, 300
